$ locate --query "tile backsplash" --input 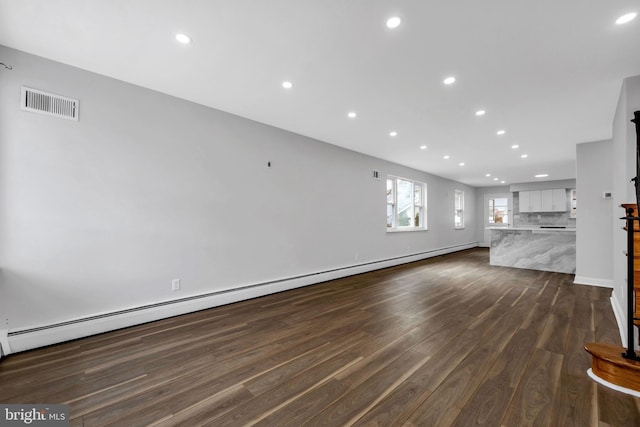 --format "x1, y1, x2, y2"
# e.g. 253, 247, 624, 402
515, 212, 576, 227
